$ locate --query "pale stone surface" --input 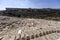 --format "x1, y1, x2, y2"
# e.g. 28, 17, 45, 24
57, 38, 60, 40
0, 16, 60, 40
